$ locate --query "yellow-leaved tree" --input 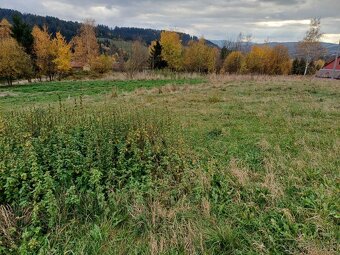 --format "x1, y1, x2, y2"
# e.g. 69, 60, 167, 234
72, 19, 99, 68
268, 45, 291, 75
245, 45, 272, 74
53, 32, 72, 78
183, 38, 218, 73
206, 45, 219, 73
32, 25, 57, 80
223, 51, 246, 74
0, 37, 32, 85
0, 18, 12, 39
183, 38, 206, 72
90, 55, 113, 74
160, 31, 183, 70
